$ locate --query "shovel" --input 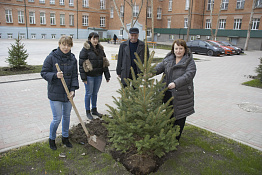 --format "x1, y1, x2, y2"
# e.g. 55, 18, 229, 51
55, 63, 106, 152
